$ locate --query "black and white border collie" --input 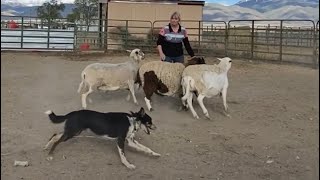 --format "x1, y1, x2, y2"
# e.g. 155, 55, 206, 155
43, 107, 160, 169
